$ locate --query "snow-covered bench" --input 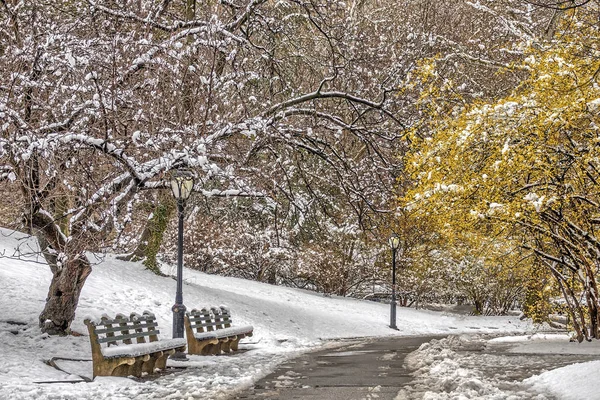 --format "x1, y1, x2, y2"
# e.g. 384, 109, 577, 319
84, 311, 186, 378
184, 306, 253, 355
